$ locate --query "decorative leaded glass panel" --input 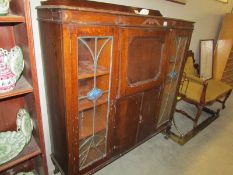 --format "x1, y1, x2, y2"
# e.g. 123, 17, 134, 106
77, 36, 113, 169
157, 36, 188, 127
